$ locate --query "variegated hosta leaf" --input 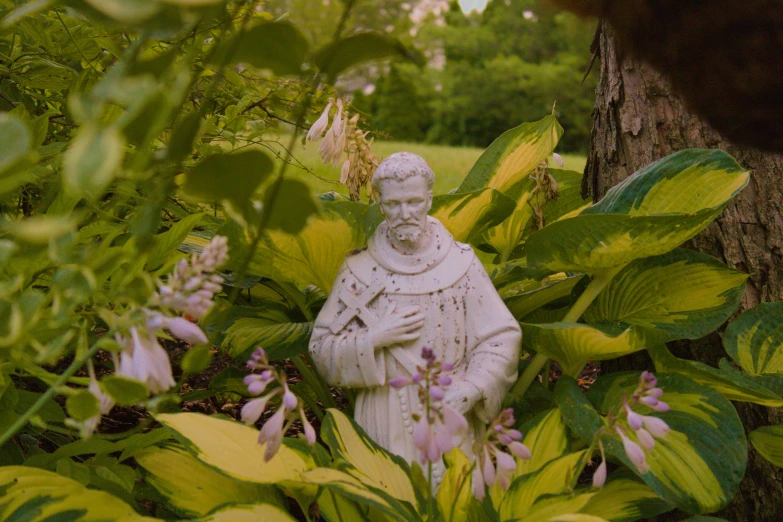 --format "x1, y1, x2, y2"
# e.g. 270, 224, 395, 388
319, 409, 419, 509
514, 491, 597, 522
222, 313, 313, 361
581, 373, 747, 514
430, 188, 515, 244
154, 412, 310, 484
437, 449, 476, 522
247, 201, 370, 293
584, 249, 747, 342
579, 476, 671, 521
505, 275, 582, 321
515, 409, 569, 477
527, 149, 749, 277
0, 466, 151, 521
457, 114, 563, 195
522, 322, 648, 376
748, 425, 783, 468
195, 503, 297, 522
723, 301, 783, 375
482, 169, 589, 261
136, 446, 284, 517
648, 344, 783, 407
298, 468, 416, 522
498, 451, 585, 520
